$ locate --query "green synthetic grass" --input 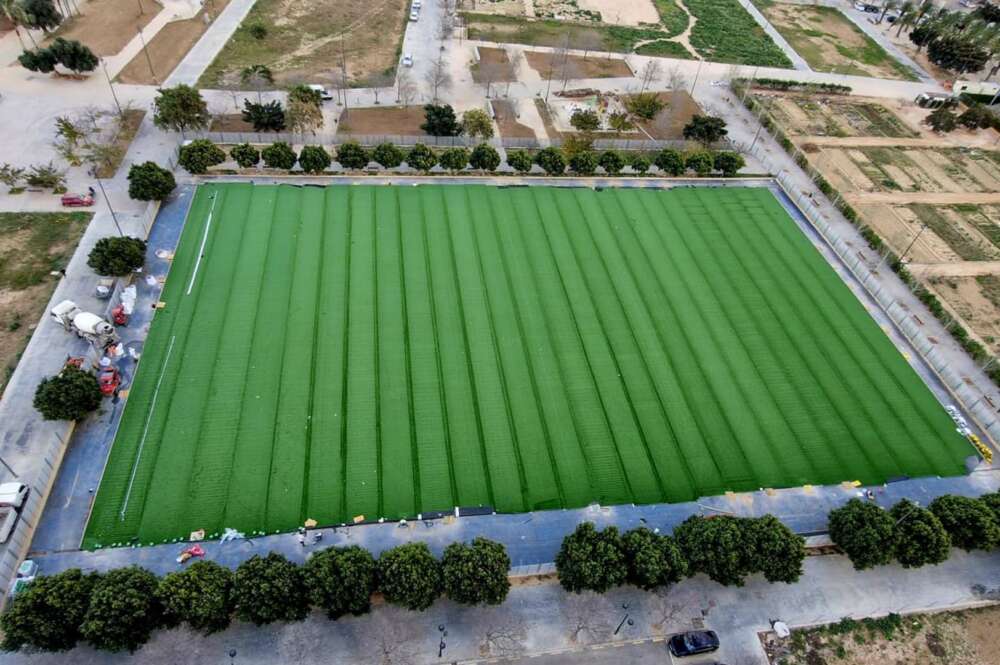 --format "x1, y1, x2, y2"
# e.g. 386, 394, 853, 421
83, 184, 970, 548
